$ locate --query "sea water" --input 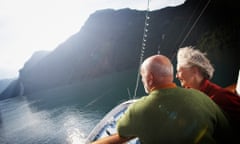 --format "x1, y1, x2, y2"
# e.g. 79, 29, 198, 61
0, 96, 103, 144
